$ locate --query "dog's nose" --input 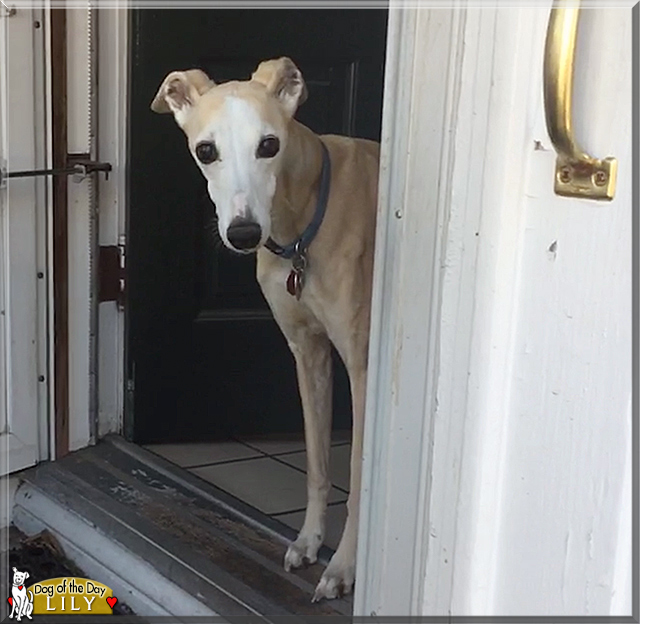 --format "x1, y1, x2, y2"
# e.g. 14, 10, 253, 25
226, 218, 262, 250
